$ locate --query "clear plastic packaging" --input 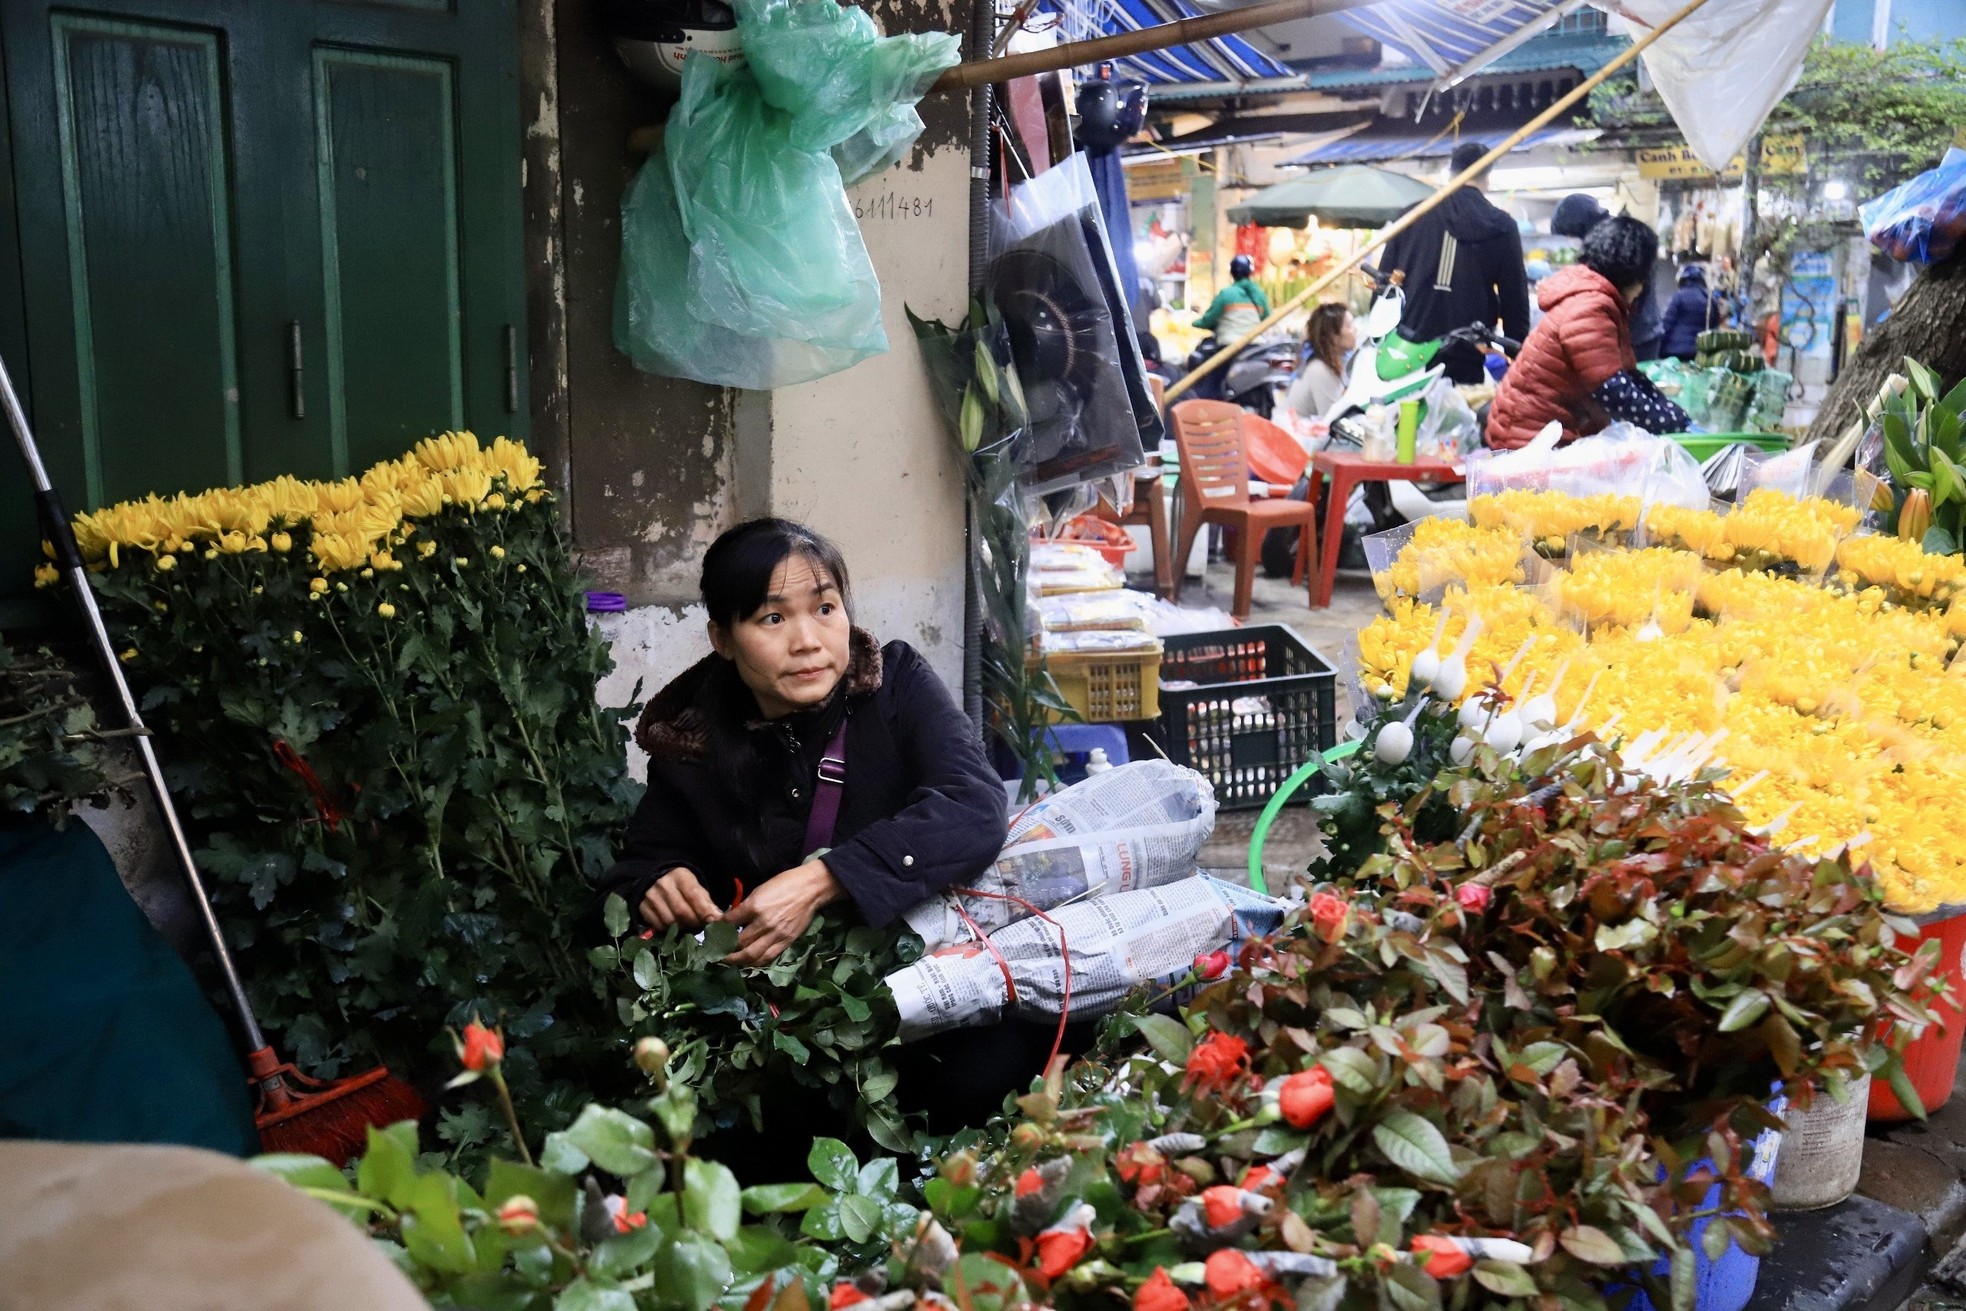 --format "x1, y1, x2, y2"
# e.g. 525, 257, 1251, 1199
1863, 147, 1966, 266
